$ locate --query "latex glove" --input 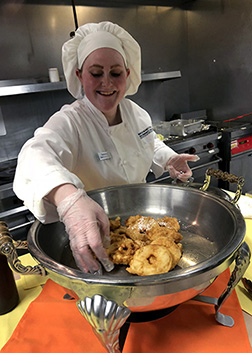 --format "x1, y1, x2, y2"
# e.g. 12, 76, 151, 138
57, 189, 114, 274
166, 153, 200, 182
